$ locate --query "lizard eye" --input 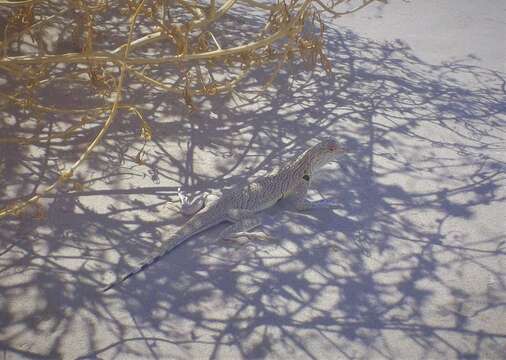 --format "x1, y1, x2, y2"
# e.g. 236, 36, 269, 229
327, 143, 337, 151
